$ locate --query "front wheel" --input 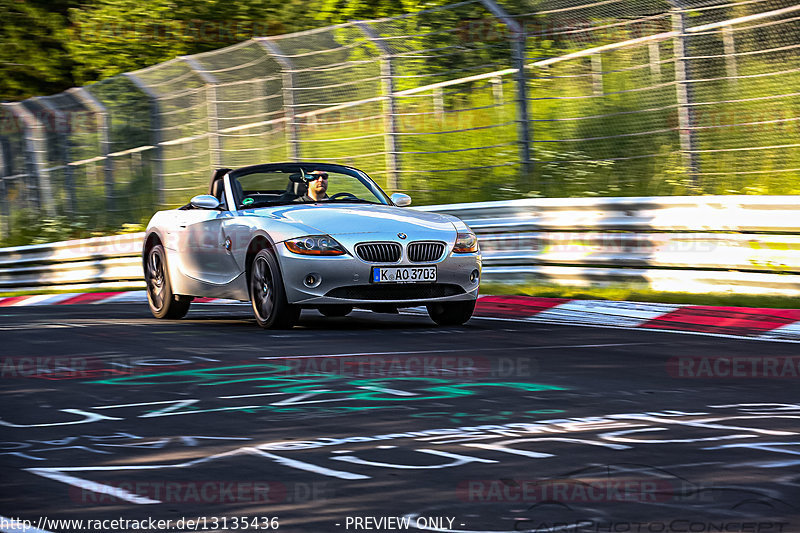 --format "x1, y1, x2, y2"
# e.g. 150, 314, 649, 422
250, 248, 300, 329
145, 244, 191, 319
426, 300, 476, 326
